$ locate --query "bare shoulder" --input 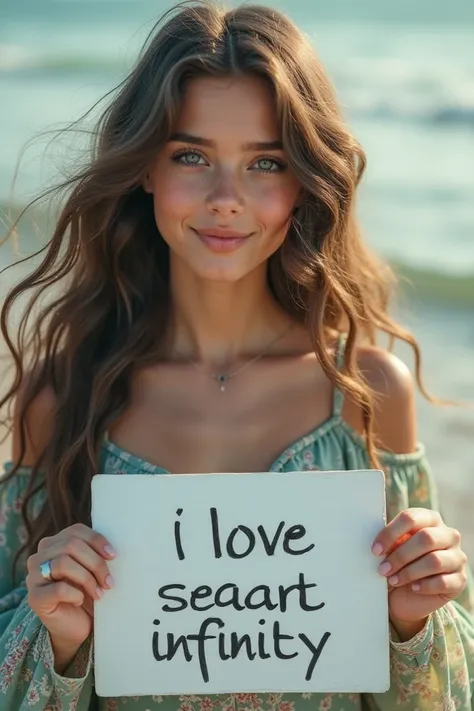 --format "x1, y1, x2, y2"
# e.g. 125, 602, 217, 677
11, 373, 57, 466
356, 345, 415, 405
343, 344, 417, 454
